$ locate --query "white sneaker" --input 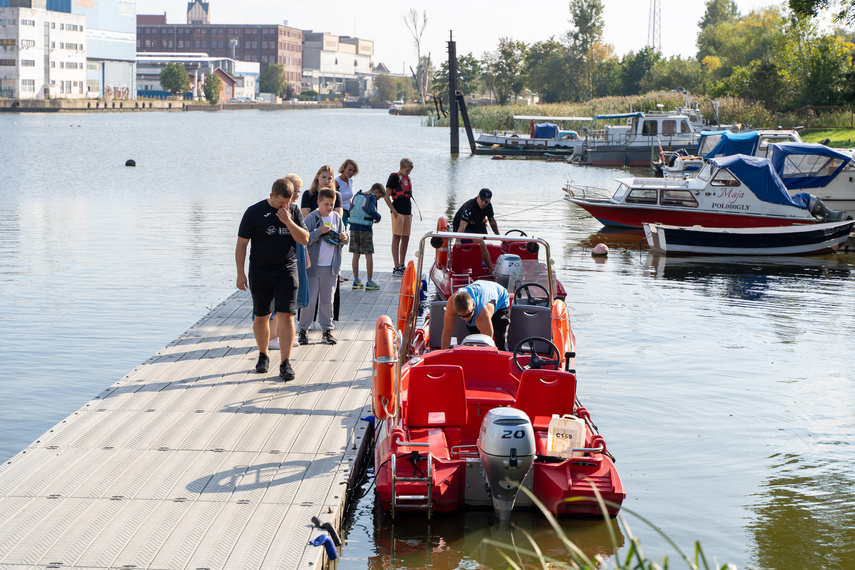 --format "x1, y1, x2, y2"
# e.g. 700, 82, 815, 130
293, 337, 300, 347
269, 337, 280, 350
